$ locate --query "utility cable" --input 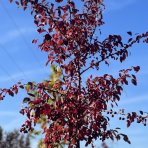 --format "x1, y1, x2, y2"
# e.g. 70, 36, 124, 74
0, 44, 28, 80
0, 62, 16, 83
1, 1, 49, 76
